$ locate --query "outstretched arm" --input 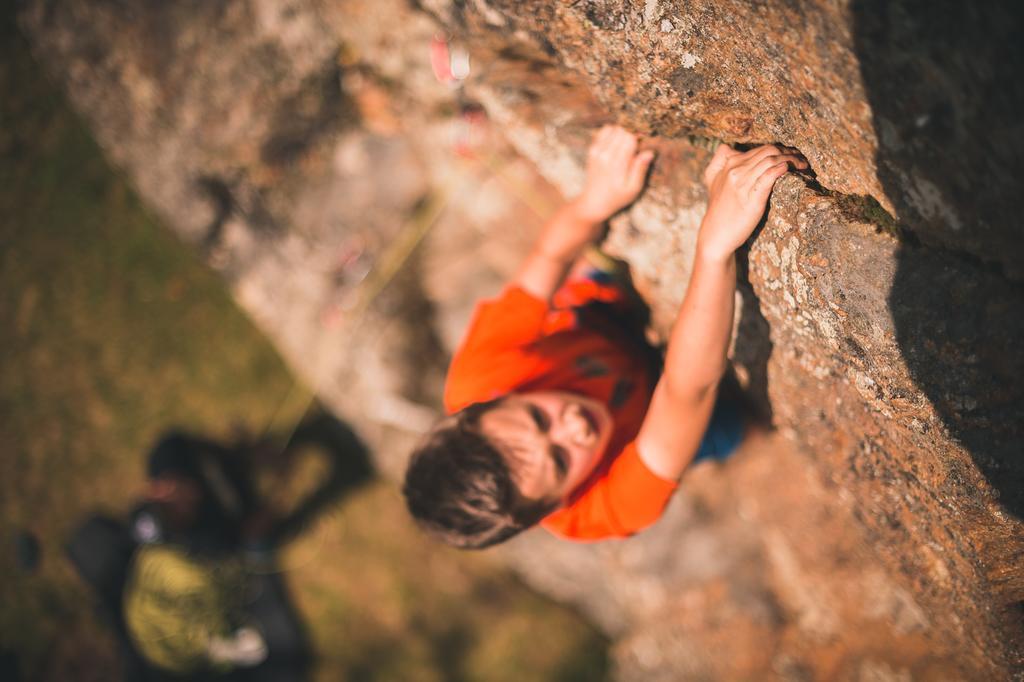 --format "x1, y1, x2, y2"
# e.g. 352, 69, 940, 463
514, 125, 654, 301
636, 144, 807, 481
